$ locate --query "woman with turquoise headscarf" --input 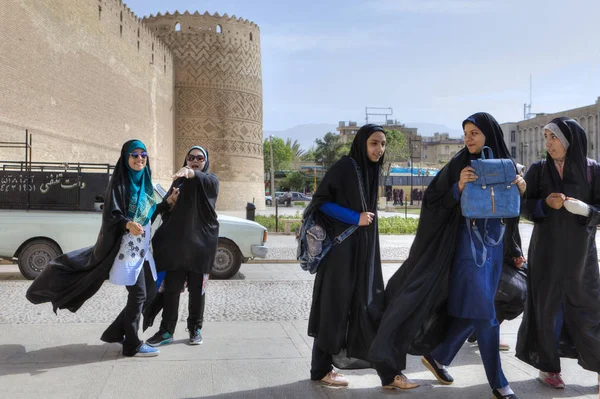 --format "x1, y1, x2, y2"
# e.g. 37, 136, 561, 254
27, 139, 162, 358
